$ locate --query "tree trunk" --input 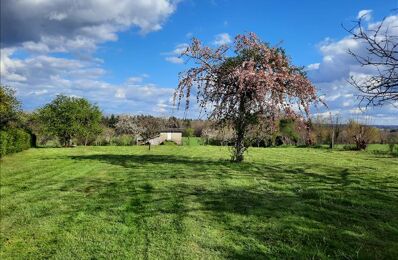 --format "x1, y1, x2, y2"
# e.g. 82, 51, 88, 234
330, 127, 335, 149
233, 128, 245, 162
62, 135, 72, 147
232, 93, 247, 162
